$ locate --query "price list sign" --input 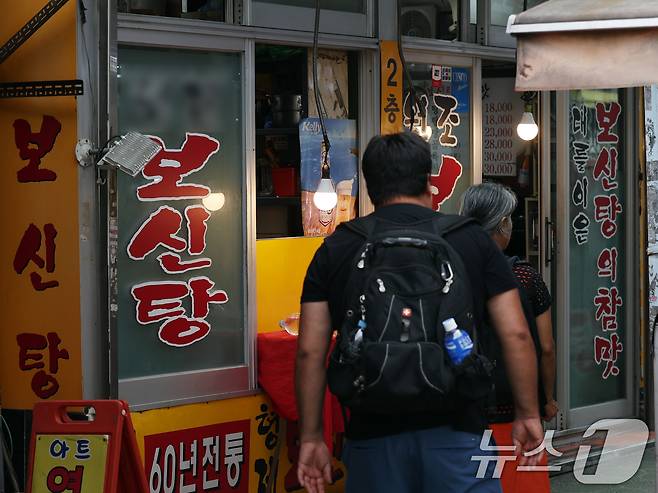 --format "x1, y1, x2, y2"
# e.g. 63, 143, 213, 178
482, 78, 526, 177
